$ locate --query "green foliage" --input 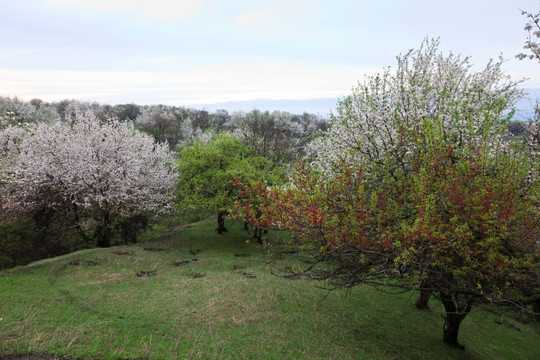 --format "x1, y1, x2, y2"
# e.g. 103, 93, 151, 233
235, 117, 540, 348
176, 134, 283, 213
